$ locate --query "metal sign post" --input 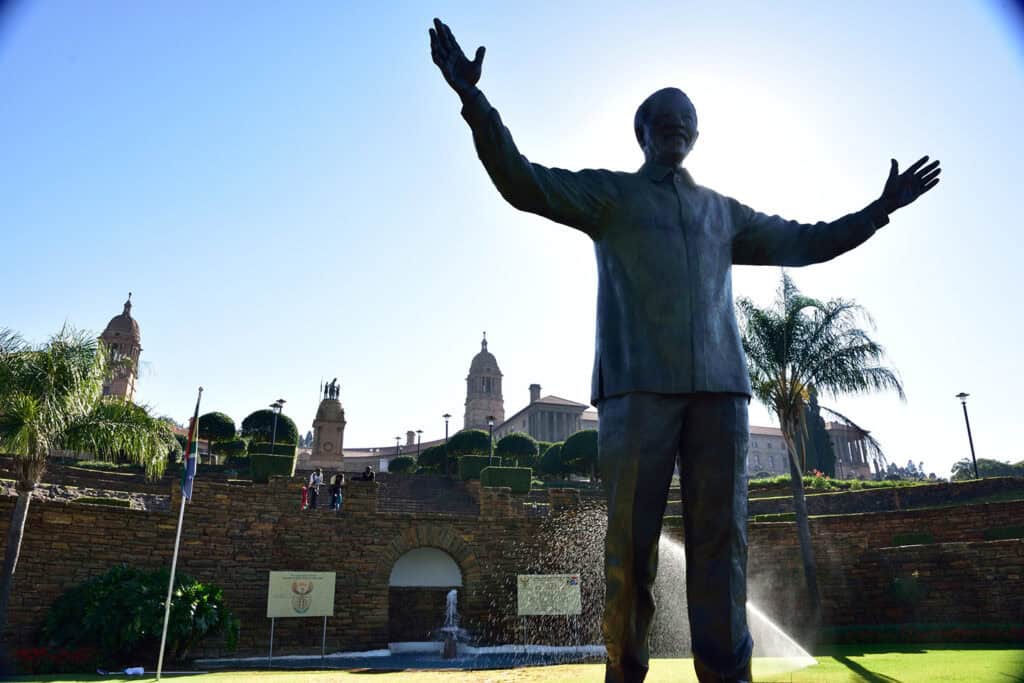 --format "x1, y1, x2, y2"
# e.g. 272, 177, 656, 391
321, 615, 328, 661
268, 618, 275, 668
